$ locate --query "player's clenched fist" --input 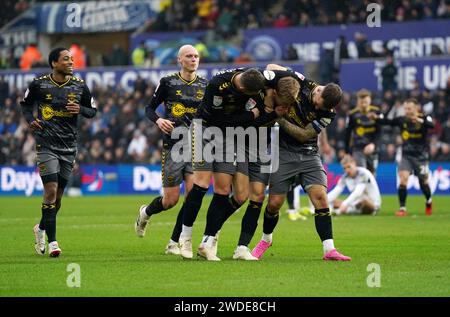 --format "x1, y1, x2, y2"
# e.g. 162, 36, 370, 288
156, 118, 176, 134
